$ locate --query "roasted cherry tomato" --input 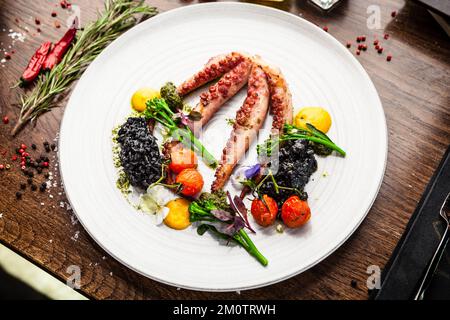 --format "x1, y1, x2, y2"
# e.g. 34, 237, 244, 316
175, 168, 204, 197
251, 195, 278, 227
281, 196, 311, 228
169, 145, 198, 174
